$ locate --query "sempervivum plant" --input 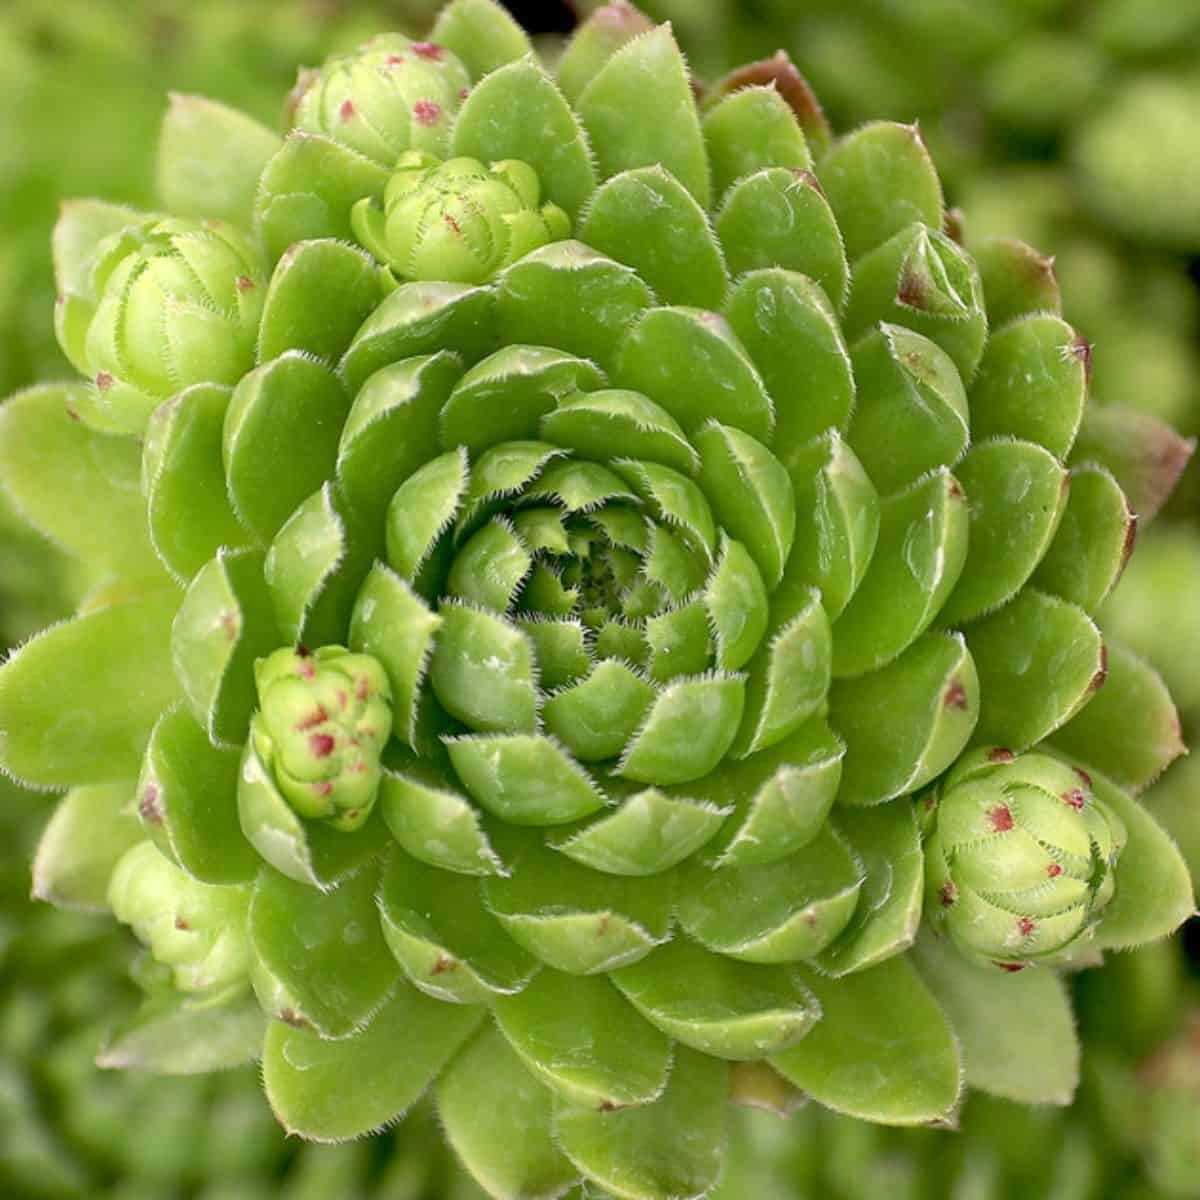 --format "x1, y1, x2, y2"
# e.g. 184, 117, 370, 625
0, 2, 1196, 1196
